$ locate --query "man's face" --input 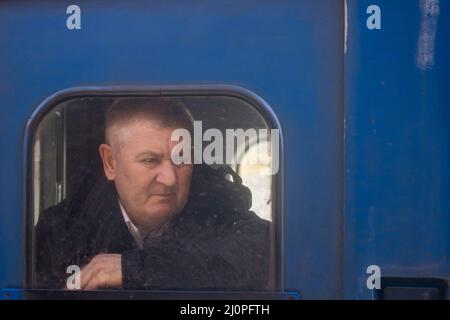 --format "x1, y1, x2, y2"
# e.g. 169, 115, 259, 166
99, 119, 193, 233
